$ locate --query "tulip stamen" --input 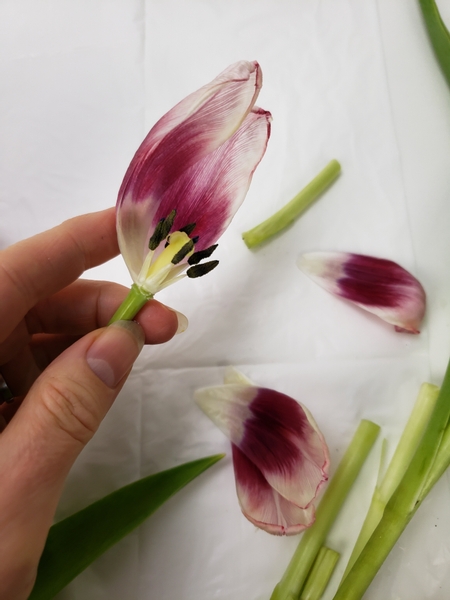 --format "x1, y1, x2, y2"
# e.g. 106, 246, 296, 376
148, 209, 177, 250
187, 260, 219, 278
188, 244, 218, 265
179, 222, 197, 236
139, 219, 206, 293
148, 218, 165, 250
171, 239, 195, 264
